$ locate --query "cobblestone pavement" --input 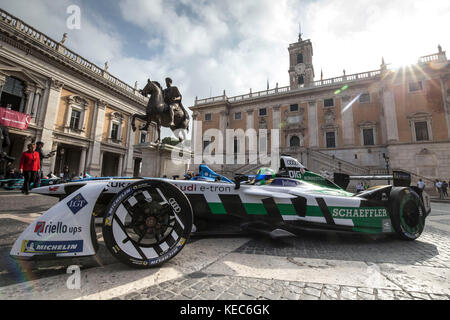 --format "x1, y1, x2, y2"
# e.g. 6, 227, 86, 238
0, 190, 449, 300
113, 204, 450, 301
